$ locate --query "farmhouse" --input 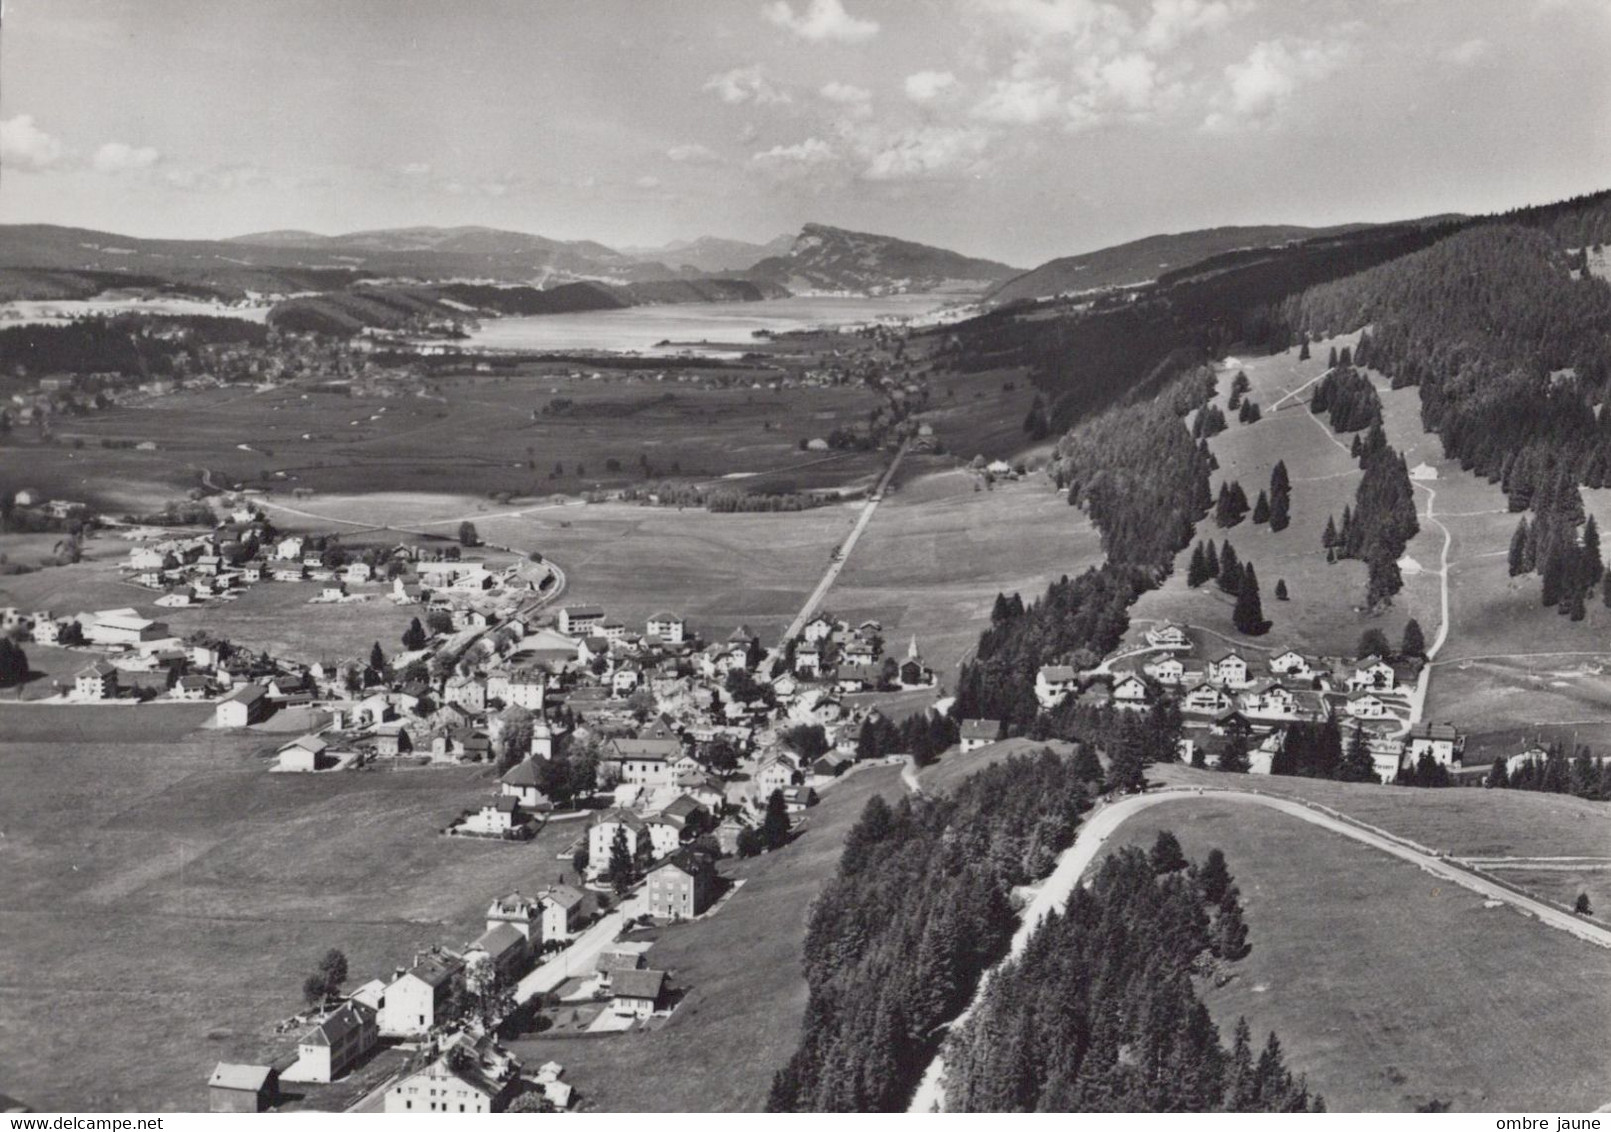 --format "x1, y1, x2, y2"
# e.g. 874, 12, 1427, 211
1182, 681, 1232, 716
647, 849, 718, 921
1143, 656, 1186, 684
277, 735, 329, 772
1035, 664, 1078, 709
215, 683, 269, 727
84, 608, 169, 648
485, 891, 542, 943
610, 969, 668, 1019
1345, 691, 1393, 720
1111, 672, 1151, 710
537, 884, 592, 941
465, 923, 529, 982
557, 605, 605, 635
1348, 656, 1397, 692
601, 736, 681, 786
959, 718, 1001, 752
384, 1046, 518, 1114
208, 1064, 278, 1114
646, 612, 685, 644
289, 1001, 378, 1084
74, 661, 118, 701
587, 810, 648, 875
1145, 622, 1190, 649
379, 953, 465, 1037
1406, 721, 1463, 766
1209, 652, 1251, 688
